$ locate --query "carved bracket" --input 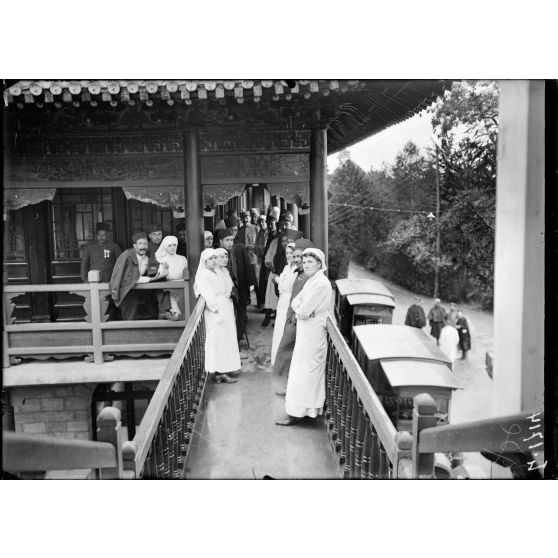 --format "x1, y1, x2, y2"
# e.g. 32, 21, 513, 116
69, 291, 91, 323
4, 292, 26, 325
